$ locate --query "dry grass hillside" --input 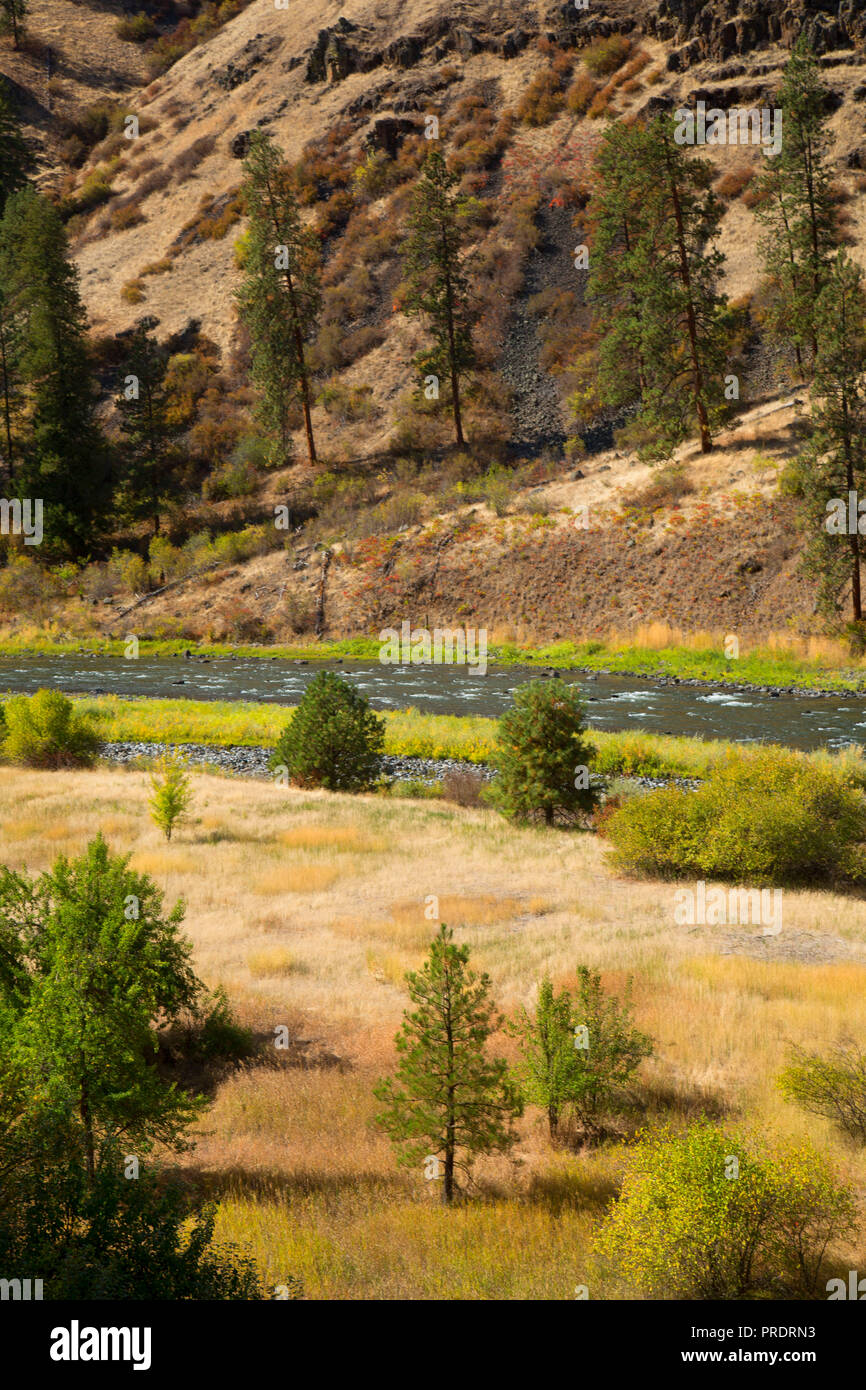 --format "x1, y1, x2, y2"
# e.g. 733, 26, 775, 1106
5, 0, 866, 644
